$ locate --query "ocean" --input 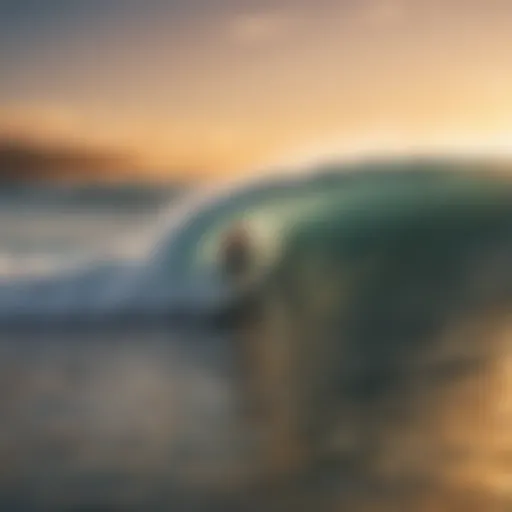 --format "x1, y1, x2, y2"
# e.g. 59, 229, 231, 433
0, 184, 181, 276
0, 160, 511, 511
